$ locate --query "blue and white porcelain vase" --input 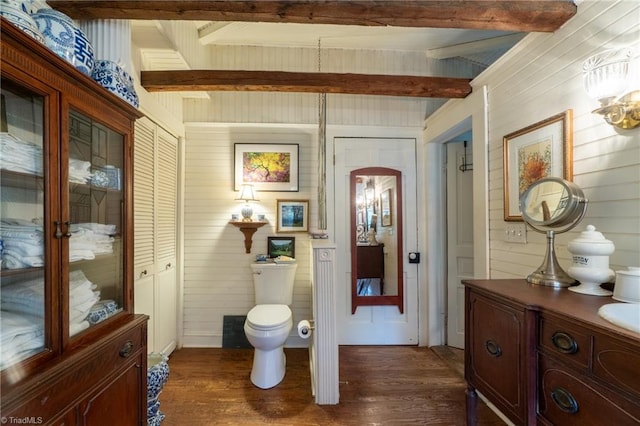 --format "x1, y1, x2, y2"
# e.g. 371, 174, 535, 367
91, 59, 140, 108
0, 0, 44, 42
147, 353, 169, 425
31, 8, 94, 75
